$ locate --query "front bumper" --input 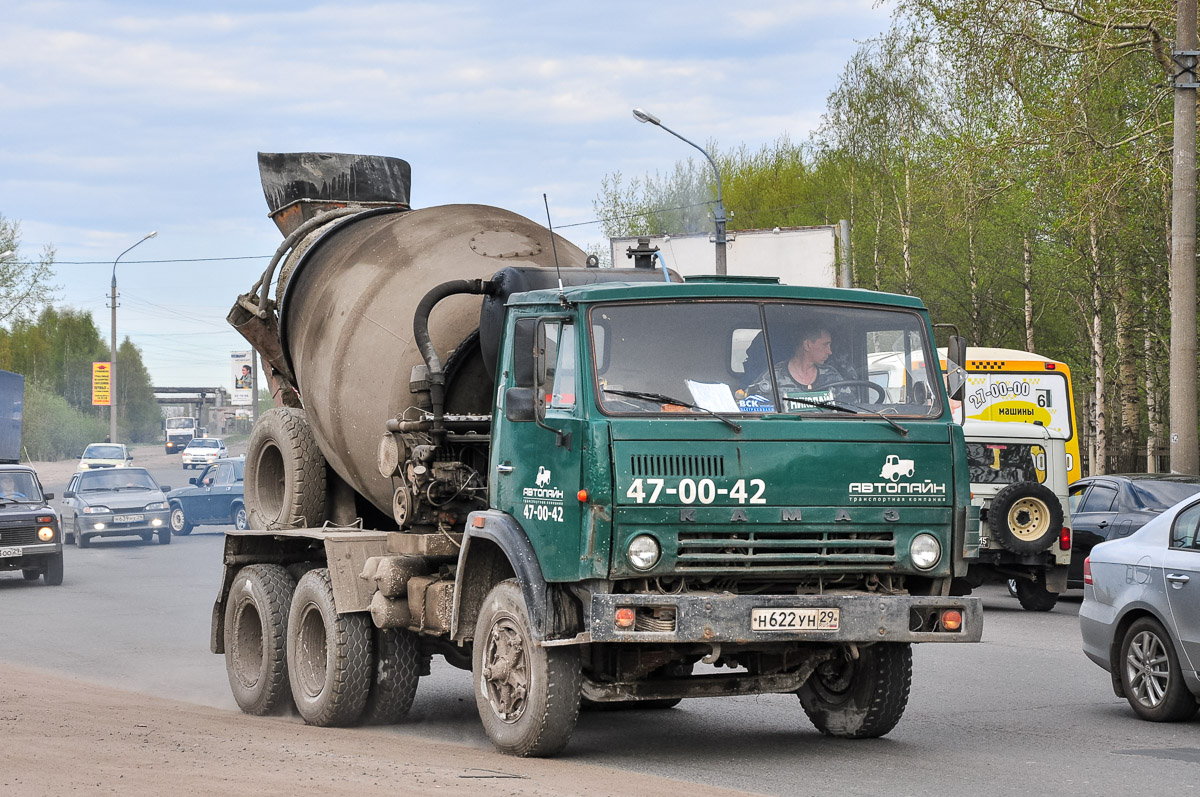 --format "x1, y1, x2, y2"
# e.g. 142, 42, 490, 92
0, 542, 59, 569
81, 511, 172, 537
588, 592, 982, 644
